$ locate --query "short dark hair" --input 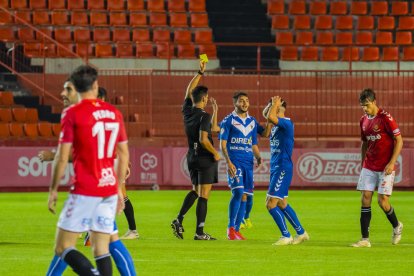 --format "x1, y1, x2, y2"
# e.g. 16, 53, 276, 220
192, 85, 208, 103
268, 98, 287, 109
98, 87, 107, 101
233, 91, 248, 103
360, 88, 376, 103
69, 65, 98, 93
